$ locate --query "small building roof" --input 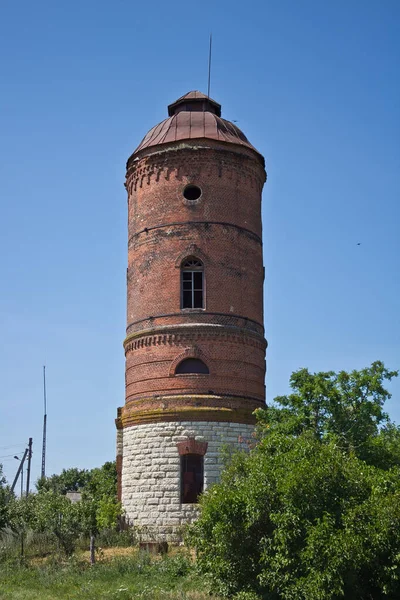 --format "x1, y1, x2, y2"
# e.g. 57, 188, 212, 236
167, 90, 222, 117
